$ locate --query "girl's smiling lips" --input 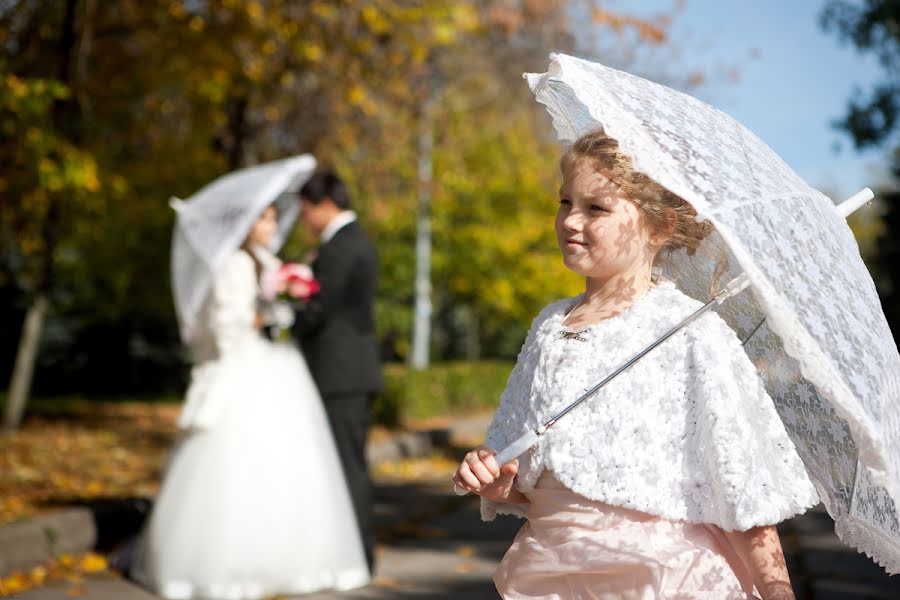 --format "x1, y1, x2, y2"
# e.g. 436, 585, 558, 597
566, 238, 587, 246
